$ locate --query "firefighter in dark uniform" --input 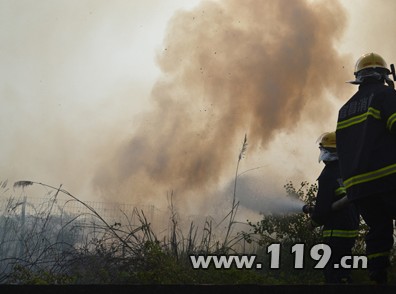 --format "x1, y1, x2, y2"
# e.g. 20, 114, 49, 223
304, 132, 360, 284
336, 52, 396, 284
